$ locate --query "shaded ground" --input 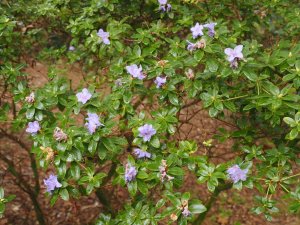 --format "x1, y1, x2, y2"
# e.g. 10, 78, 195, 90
1, 61, 300, 224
